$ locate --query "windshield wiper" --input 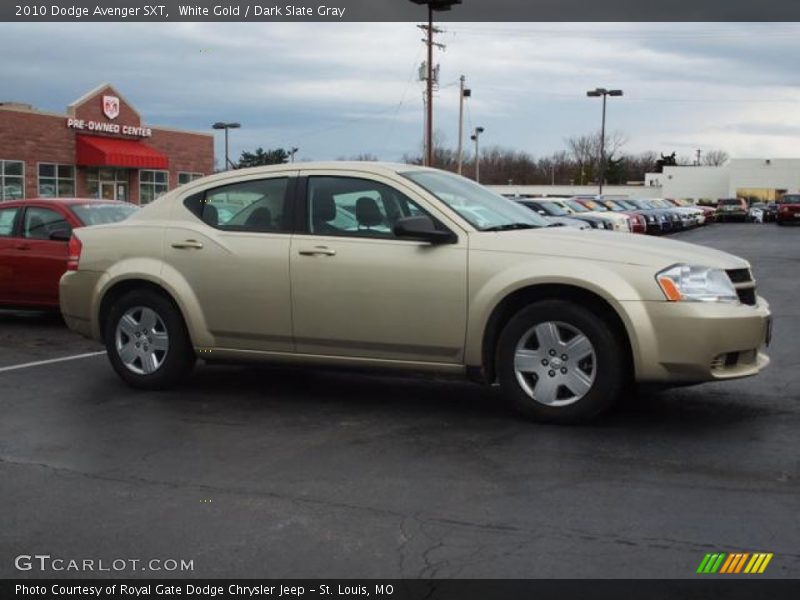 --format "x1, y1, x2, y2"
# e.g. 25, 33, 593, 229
482, 223, 538, 232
